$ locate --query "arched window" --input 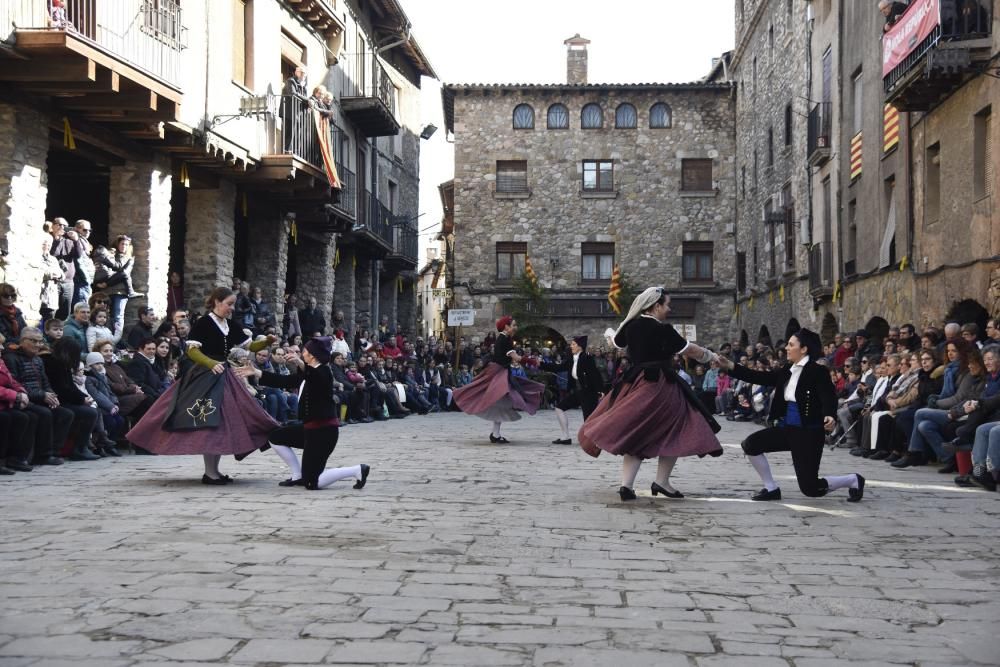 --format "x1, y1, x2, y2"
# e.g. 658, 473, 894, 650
615, 103, 637, 129
546, 103, 569, 129
512, 104, 535, 129
649, 102, 672, 128
581, 103, 603, 129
